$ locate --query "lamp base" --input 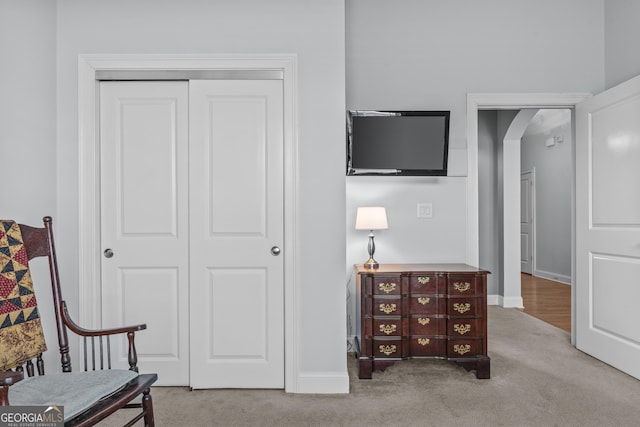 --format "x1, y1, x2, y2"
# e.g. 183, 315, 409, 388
363, 257, 379, 269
